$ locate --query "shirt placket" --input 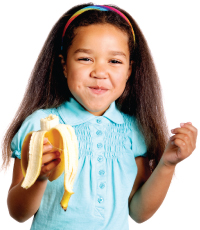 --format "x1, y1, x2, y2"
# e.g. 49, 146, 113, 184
94, 117, 106, 219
